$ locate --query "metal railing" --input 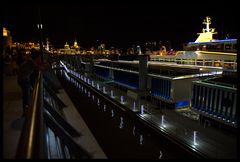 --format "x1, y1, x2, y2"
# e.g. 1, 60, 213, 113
15, 69, 91, 159
15, 71, 45, 158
